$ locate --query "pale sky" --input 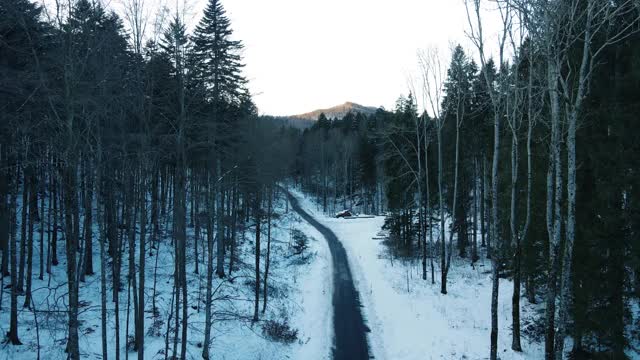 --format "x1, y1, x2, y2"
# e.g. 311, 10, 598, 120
209, 0, 505, 116
105, 0, 502, 116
